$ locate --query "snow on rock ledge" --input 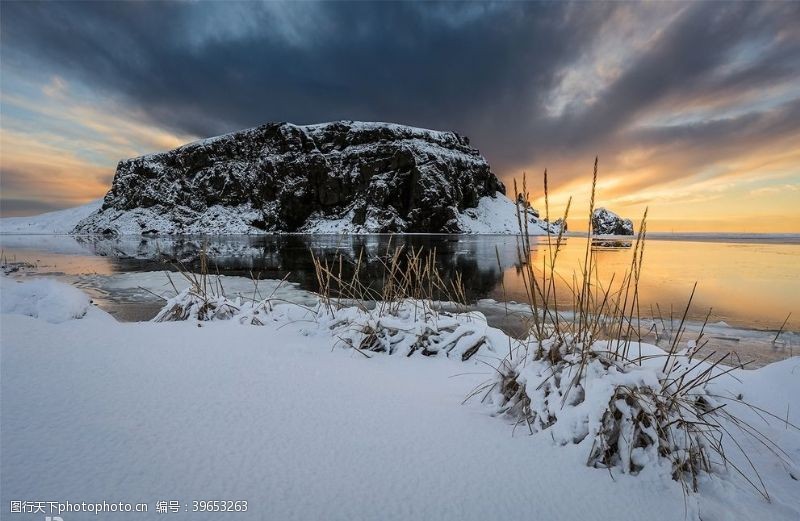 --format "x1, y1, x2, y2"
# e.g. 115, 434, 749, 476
72, 121, 555, 235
